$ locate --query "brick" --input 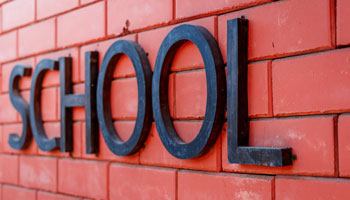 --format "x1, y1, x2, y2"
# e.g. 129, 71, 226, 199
174, 70, 206, 119
107, 0, 172, 36
1, 57, 34, 93
138, 17, 216, 71
0, 94, 18, 123
0, 31, 17, 62
2, 124, 38, 155
37, 48, 80, 86
171, 42, 204, 72
37, 0, 79, 20
337, 0, 350, 46
140, 123, 222, 171
2, 185, 36, 200
58, 159, 108, 199
114, 121, 135, 142
178, 171, 273, 200
248, 61, 271, 117
38, 122, 67, 157
41, 87, 58, 121
57, 2, 105, 47
72, 122, 83, 158
138, 26, 169, 71
112, 54, 135, 78
37, 191, 81, 200
218, 0, 333, 62
222, 116, 335, 176
81, 126, 139, 164
2, 0, 35, 31
19, 156, 57, 191
18, 19, 55, 56
173, 120, 202, 143
111, 78, 138, 120
338, 114, 350, 177
79, 34, 136, 82
169, 73, 175, 118
276, 176, 350, 199
273, 48, 350, 116
109, 164, 176, 200
176, 0, 271, 19
0, 154, 18, 184
0, 6, 2, 32
38, 122, 81, 158
0, 125, 2, 153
